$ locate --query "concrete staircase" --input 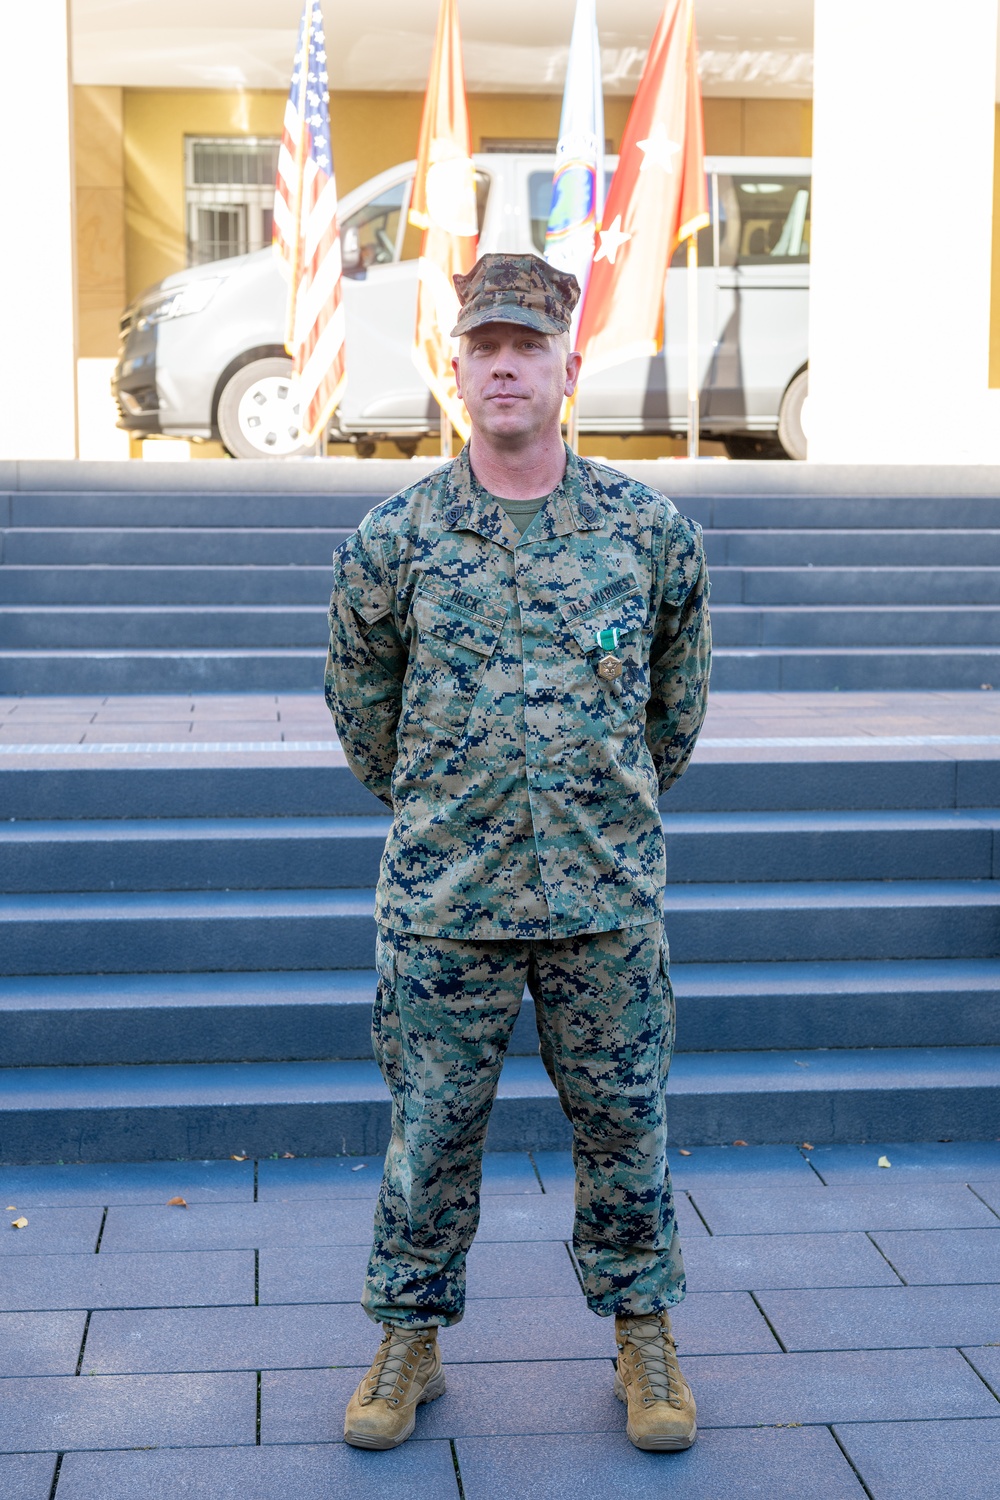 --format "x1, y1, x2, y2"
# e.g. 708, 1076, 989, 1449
1, 460, 998, 1162
2, 460, 1000, 692
1, 744, 998, 1161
